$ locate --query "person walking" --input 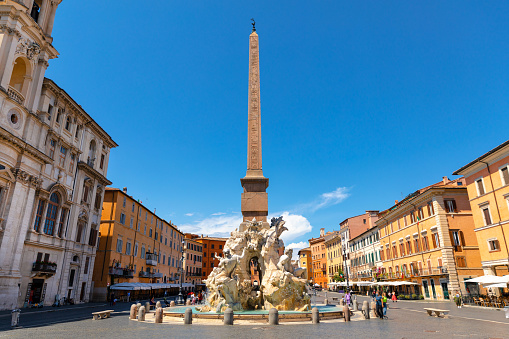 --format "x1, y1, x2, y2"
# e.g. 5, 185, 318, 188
382, 292, 388, 319
454, 291, 462, 308
391, 291, 397, 303
345, 291, 351, 307
375, 291, 384, 319
110, 292, 115, 307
